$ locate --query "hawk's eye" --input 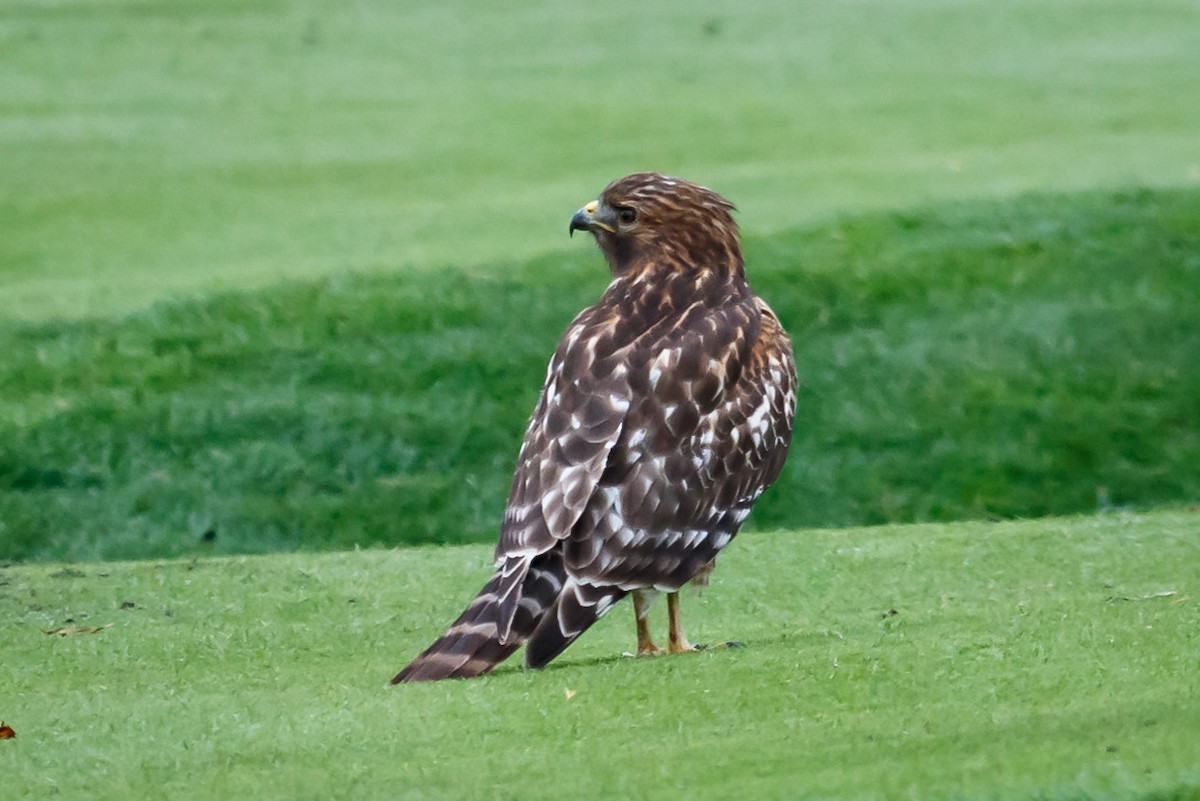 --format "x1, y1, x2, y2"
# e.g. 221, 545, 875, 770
617, 207, 637, 225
